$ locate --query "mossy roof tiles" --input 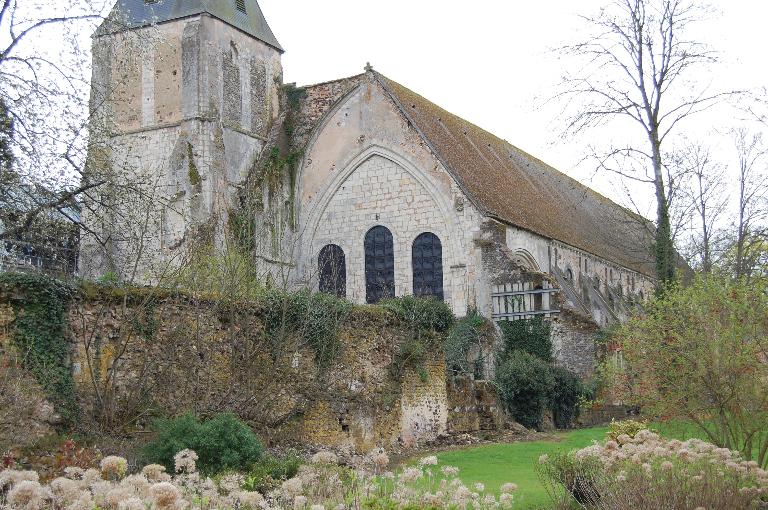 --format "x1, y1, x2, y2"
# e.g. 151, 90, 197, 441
373, 73, 657, 277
